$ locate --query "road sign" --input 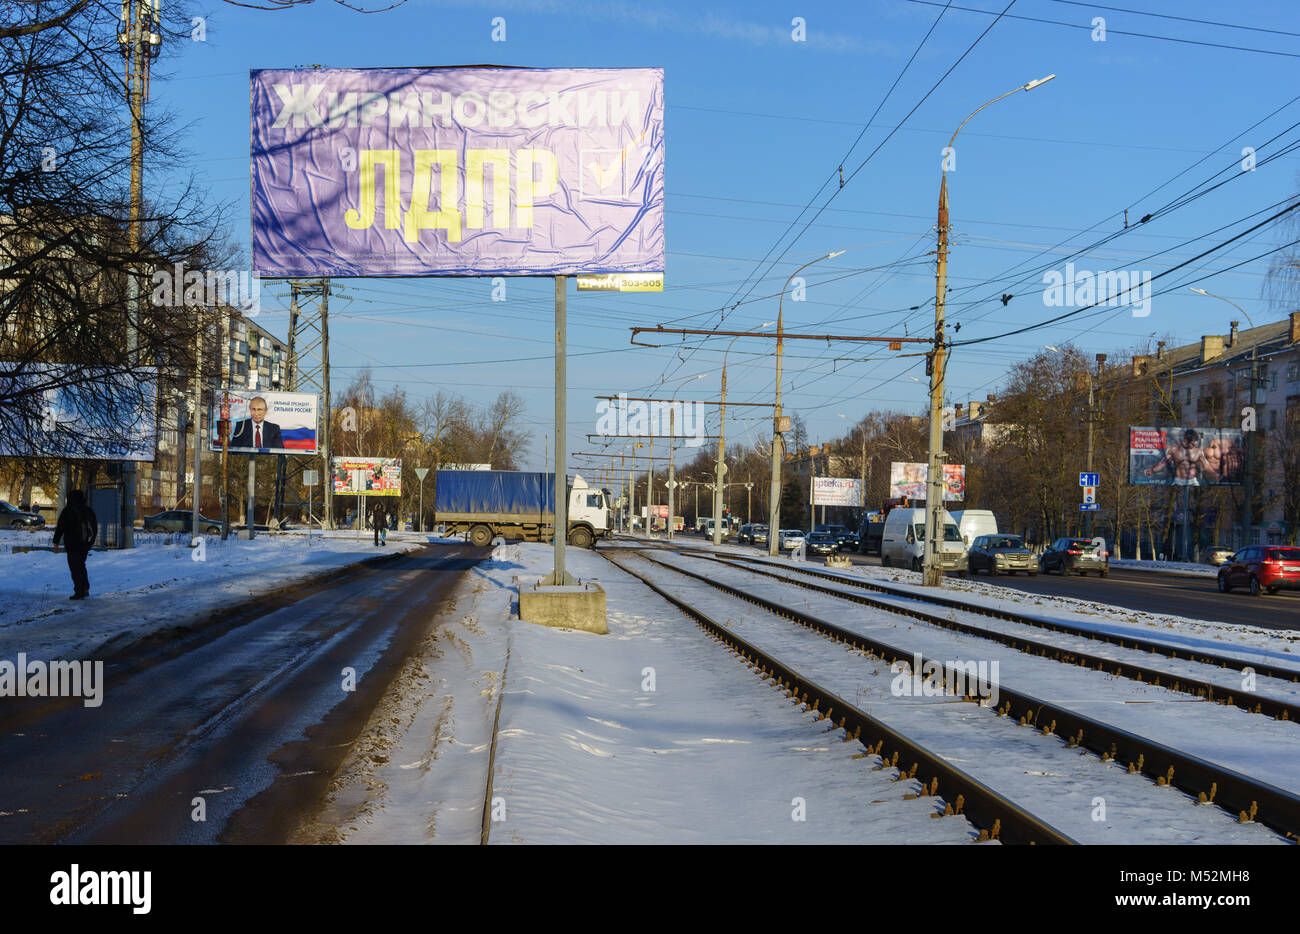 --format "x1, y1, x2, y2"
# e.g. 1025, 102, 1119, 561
302, 469, 319, 486
1079, 472, 1099, 487
665, 479, 678, 490
1082, 486, 1096, 504
1080, 503, 1100, 512
414, 467, 429, 481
